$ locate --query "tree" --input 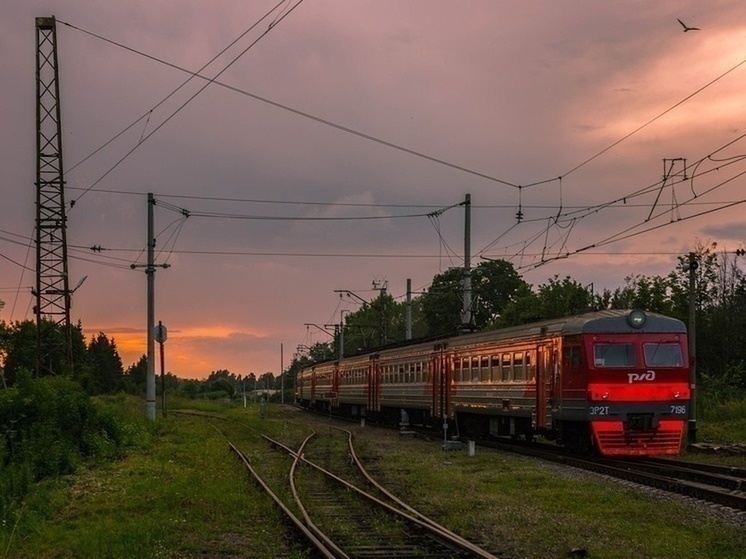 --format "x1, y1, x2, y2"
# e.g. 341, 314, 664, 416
342, 293, 397, 353
124, 354, 147, 393
421, 267, 463, 335
473, 260, 531, 327
498, 276, 592, 327
607, 275, 673, 314
86, 332, 125, 394
258, 372, 275, 391
2, 320, 39, 385
421, 260, 530, 335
